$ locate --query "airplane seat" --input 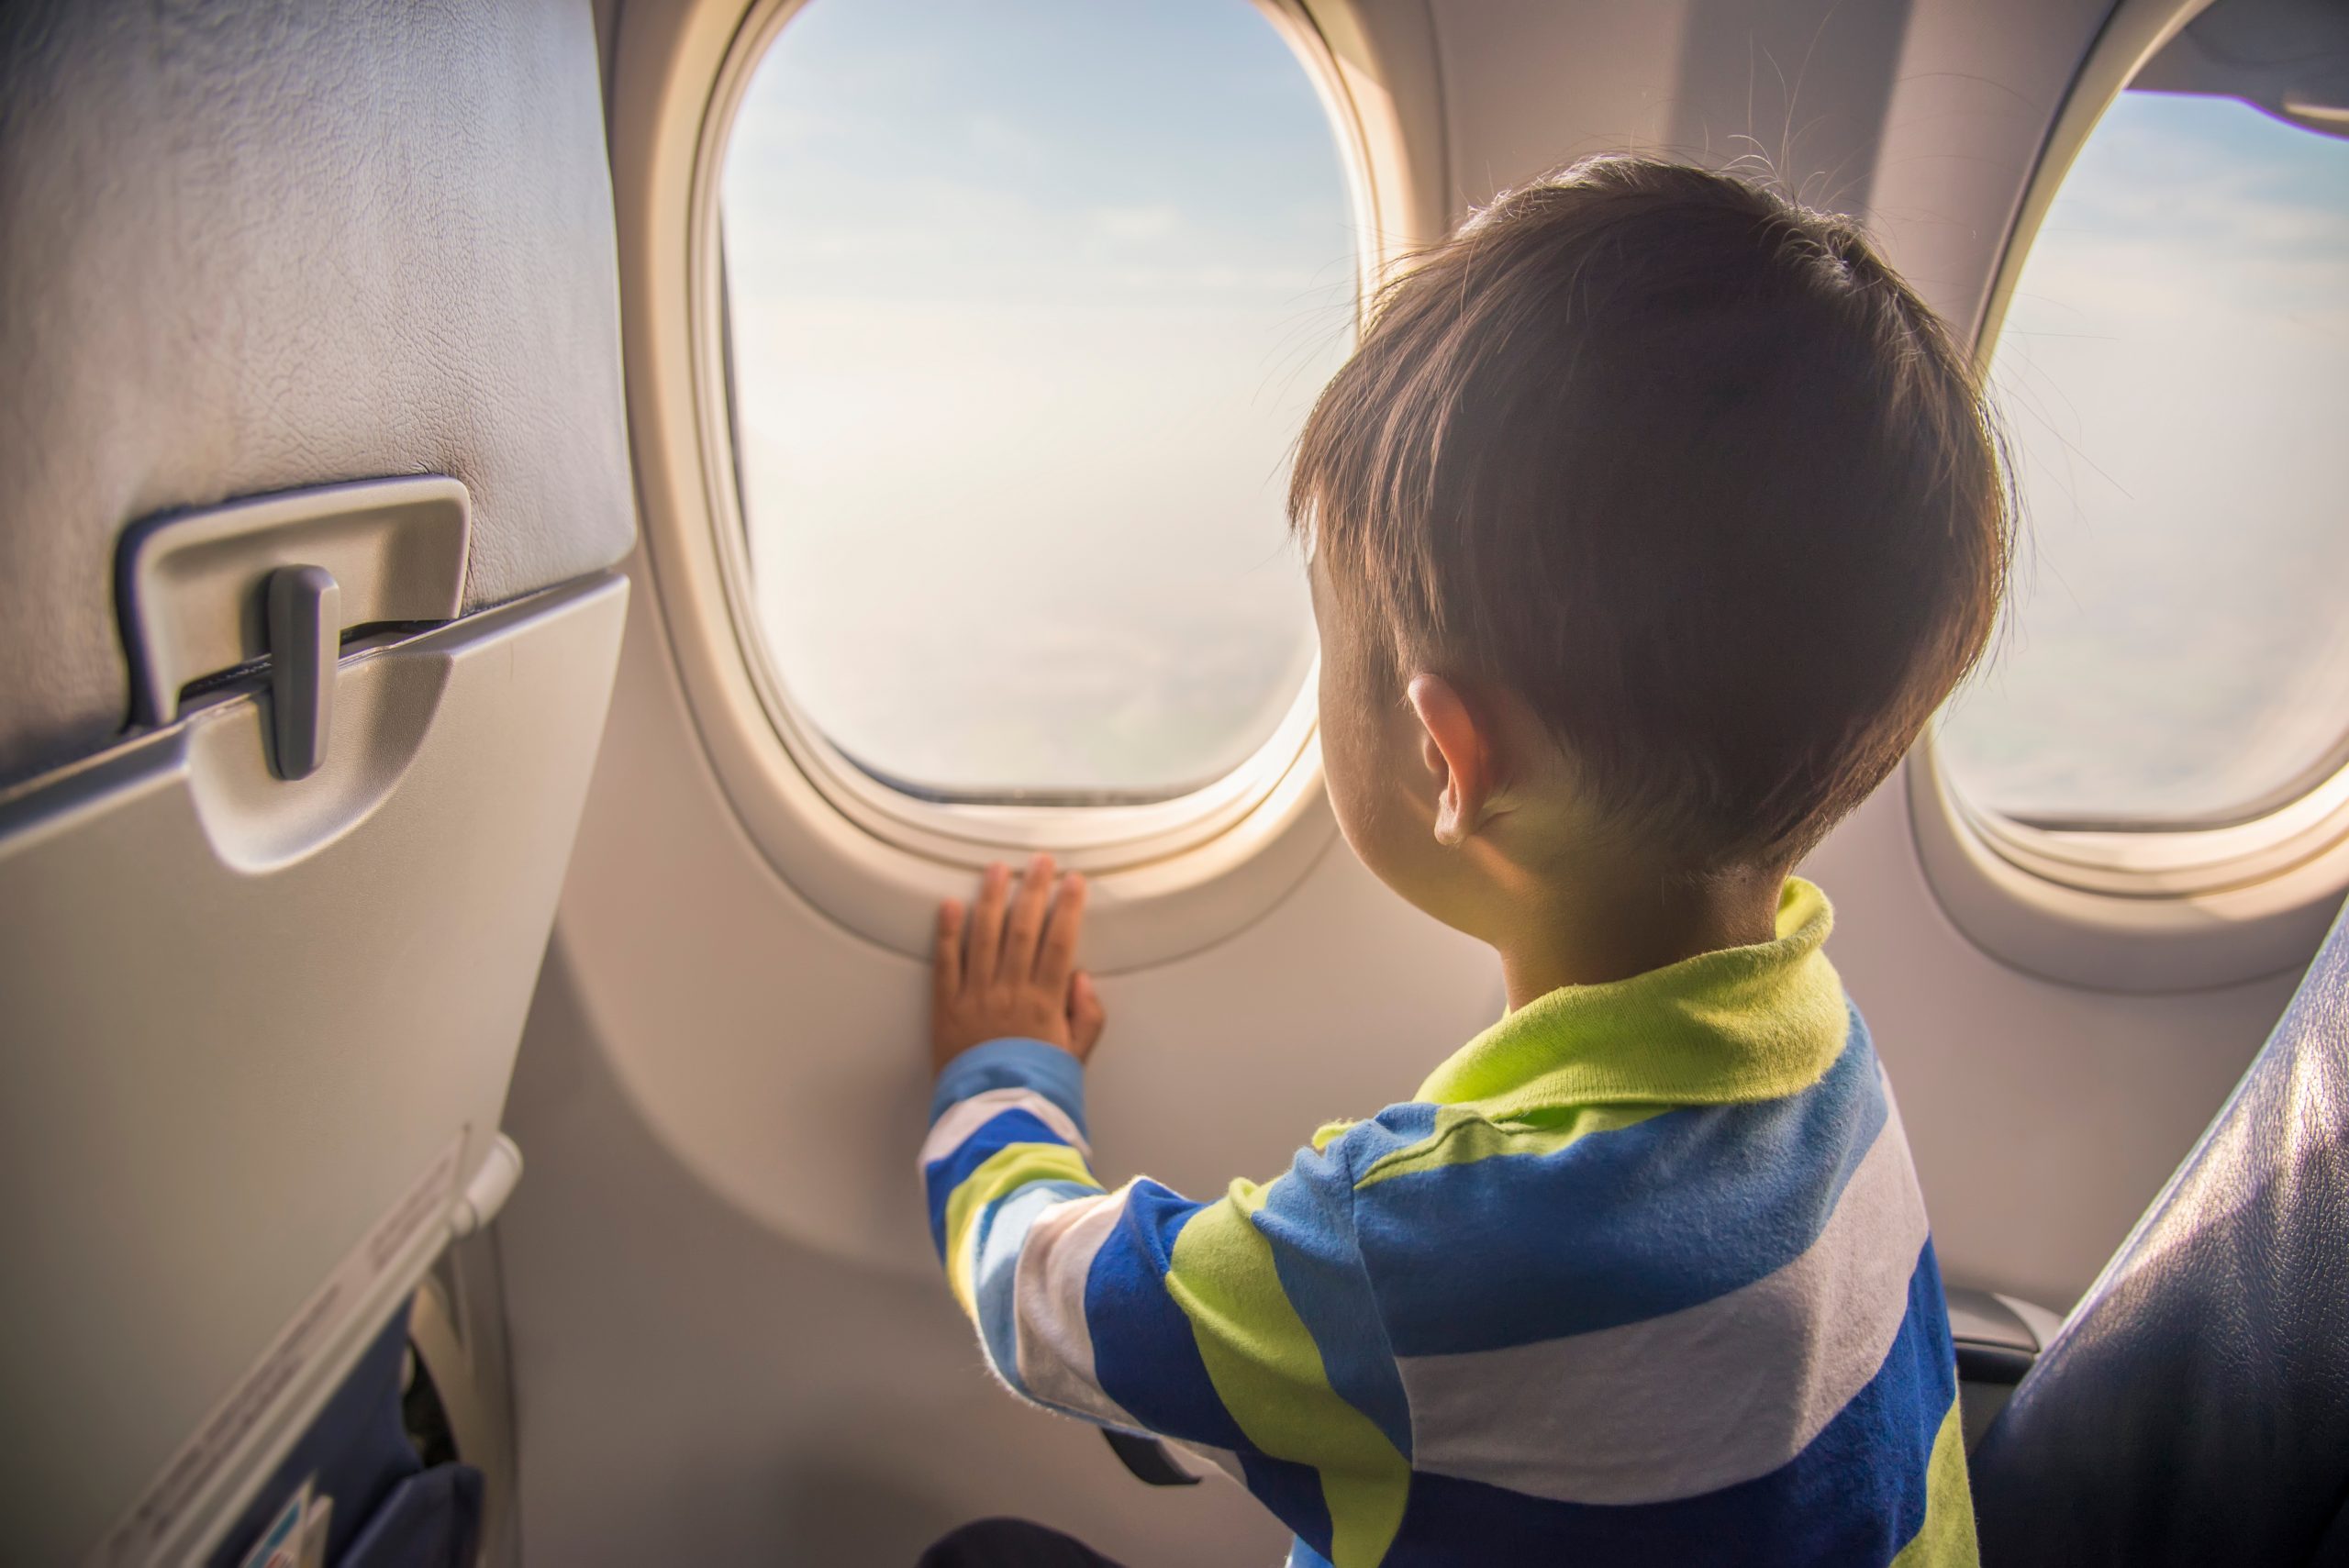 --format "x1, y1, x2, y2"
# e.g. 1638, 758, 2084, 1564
1969, 895, 2349, 1564
0, 0, 632, 1562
